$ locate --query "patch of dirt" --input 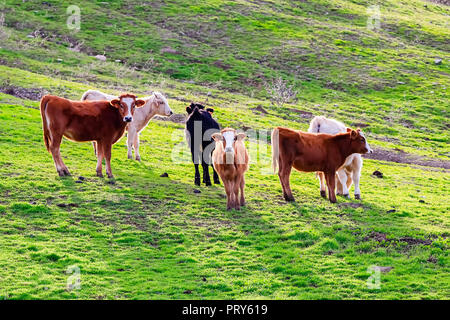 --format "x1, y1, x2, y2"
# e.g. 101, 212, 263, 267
213, 60, 231, 70
398, 236, 432, 246
425, 0, 449, 6
0, 84, 46, 101
352, 122, 370, 128
338, 202, 365, 209
153, 113, 186, 124
363, 147, 450, 170
290, 108, 313, 118
363, 231, 433, 246
364, 231, 388, 242
252, 105, 268, 114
